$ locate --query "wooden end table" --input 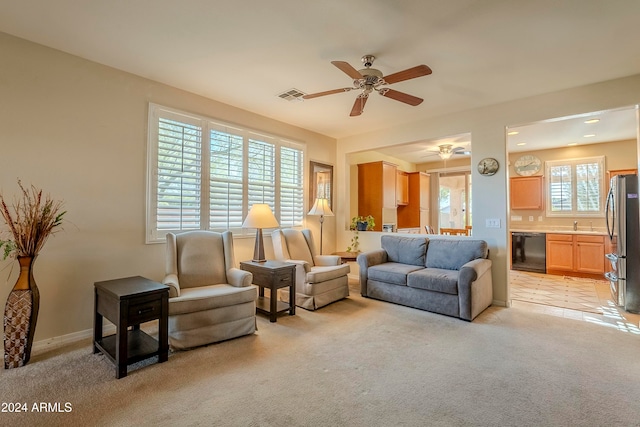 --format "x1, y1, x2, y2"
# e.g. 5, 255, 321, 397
333, 251, 359, 264
240, 260, 296, 322
93, 276, 169, 379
